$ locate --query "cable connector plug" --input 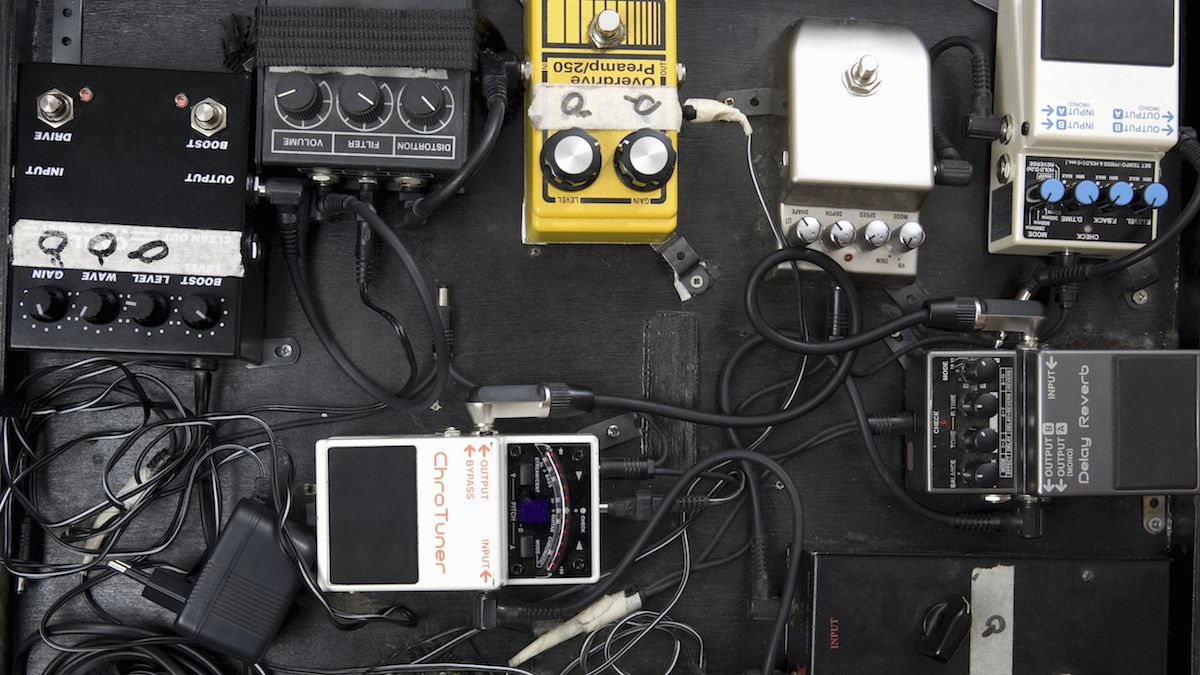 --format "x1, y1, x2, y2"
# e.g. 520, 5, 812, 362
605, 489, 711, 521
465, 383, 595, 430
600, 458, 658, 480
480, 50, 522, 112
748, 535, 779, 623
926, 298, 1045, 335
